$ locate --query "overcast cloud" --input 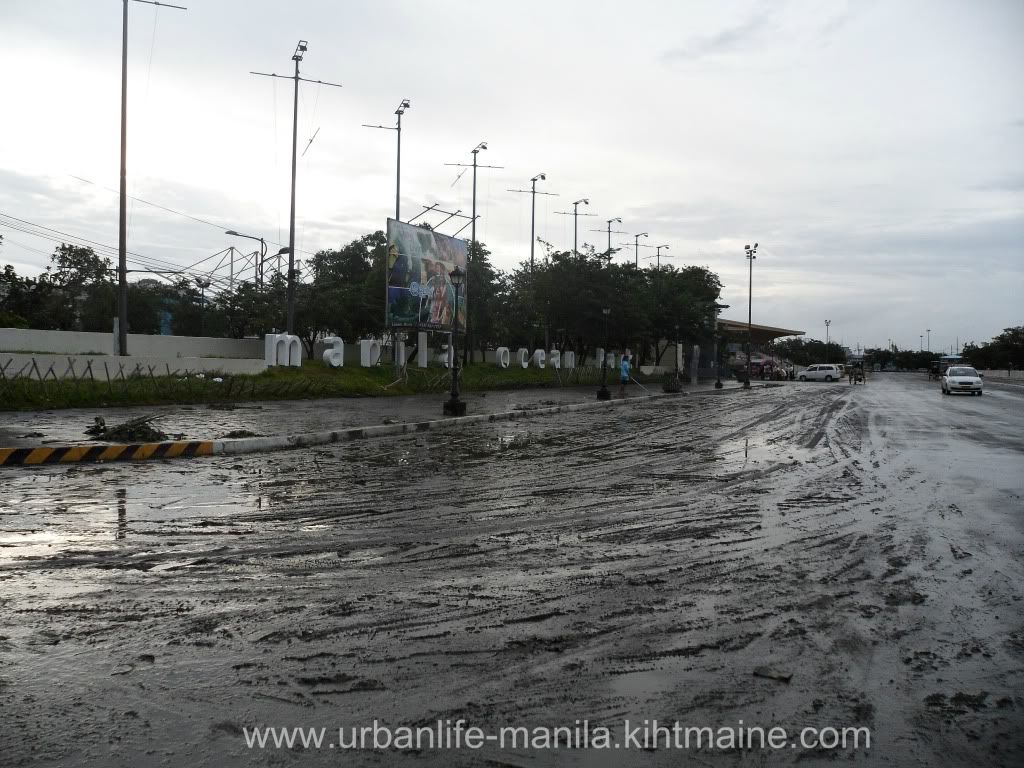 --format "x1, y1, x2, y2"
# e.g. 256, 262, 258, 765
1, 0, 1021, 352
